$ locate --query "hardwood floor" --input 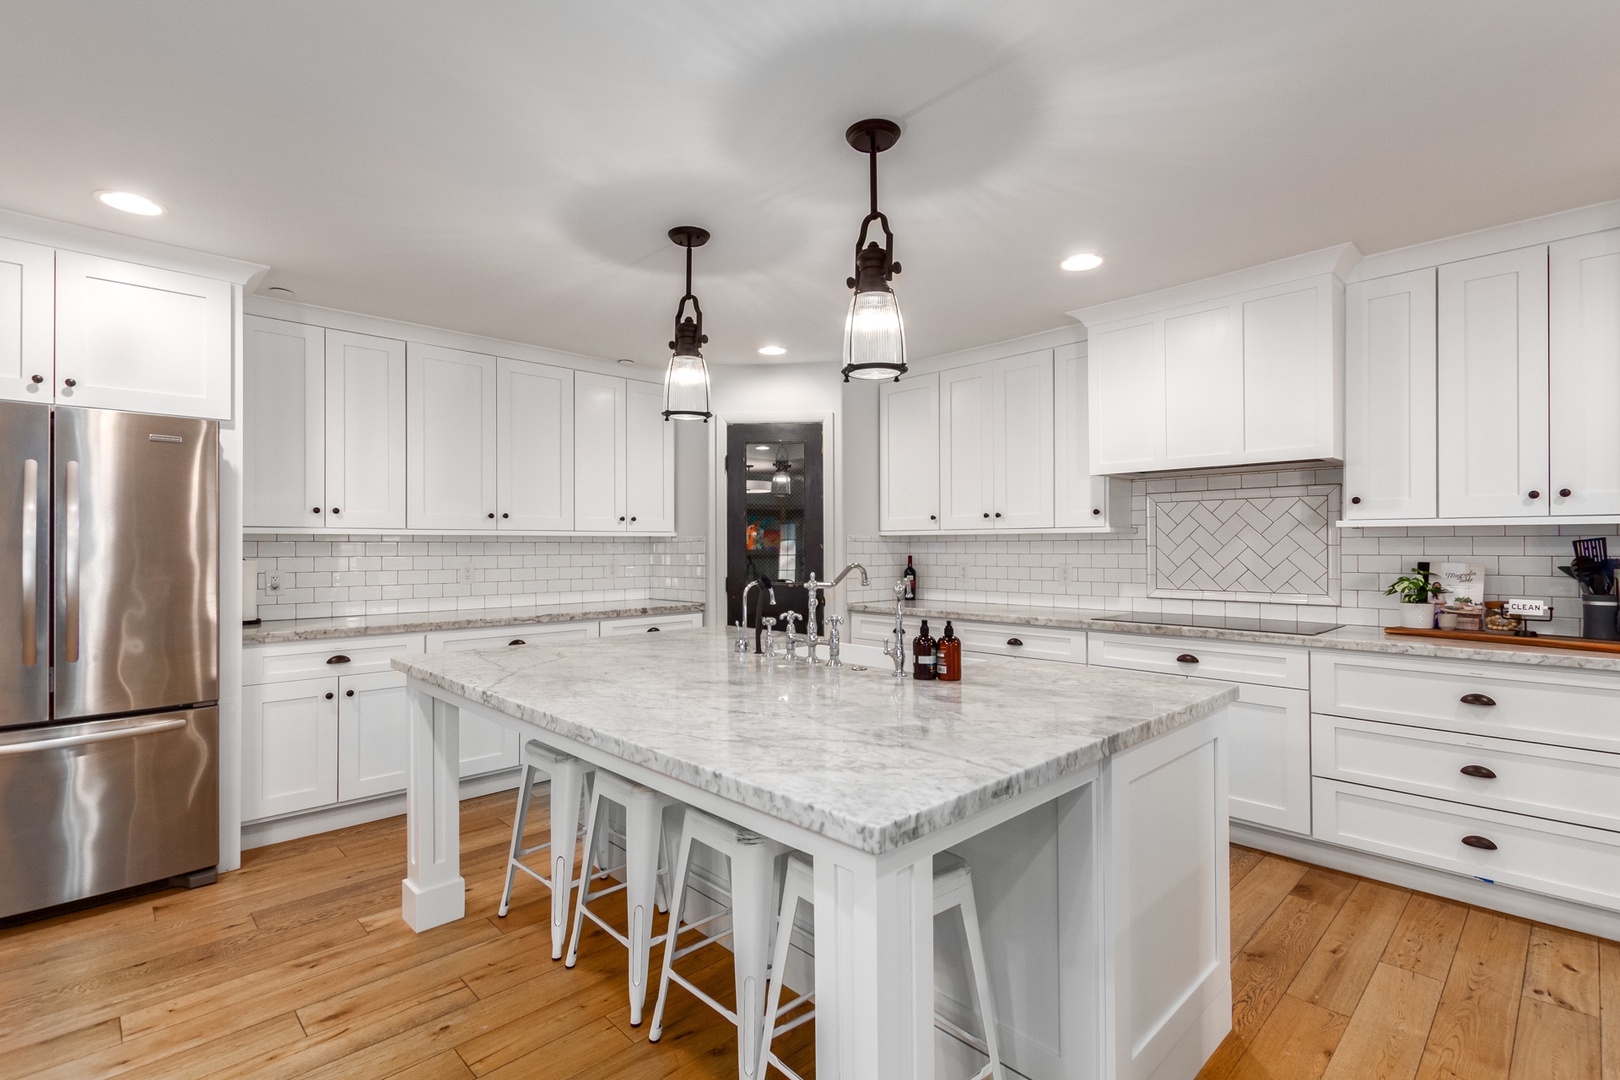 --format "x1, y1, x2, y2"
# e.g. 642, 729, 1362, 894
1, 797, 1614, 1079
